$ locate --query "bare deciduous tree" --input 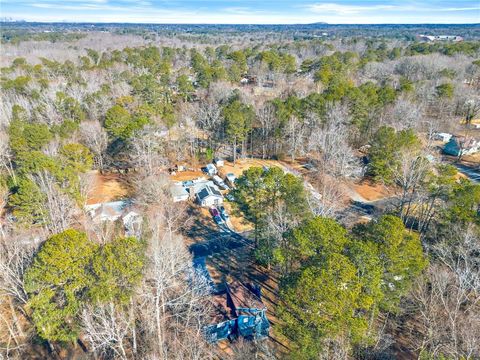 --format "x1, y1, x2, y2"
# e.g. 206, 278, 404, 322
80, 121, 109, 170
130, 127, 168, 177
